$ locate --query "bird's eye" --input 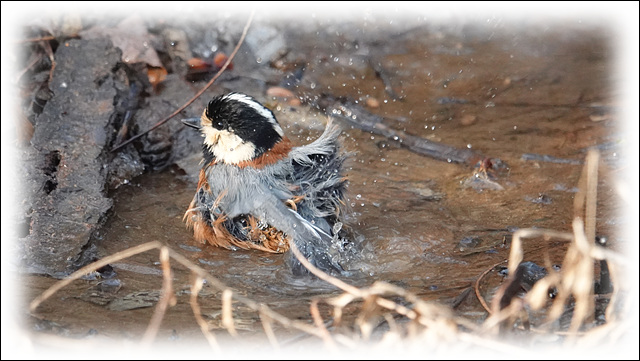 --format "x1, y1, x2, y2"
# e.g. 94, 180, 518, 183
214, 121, 224, 130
